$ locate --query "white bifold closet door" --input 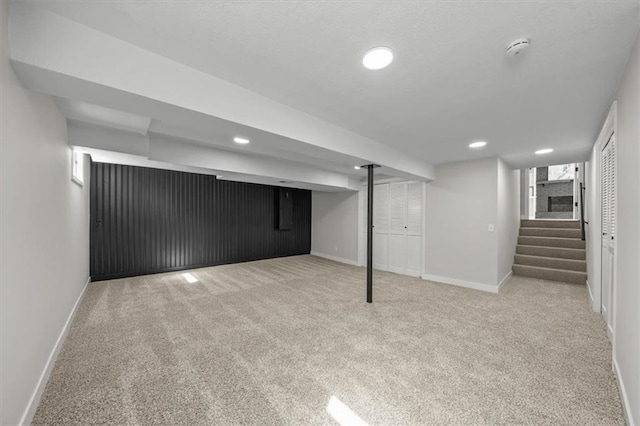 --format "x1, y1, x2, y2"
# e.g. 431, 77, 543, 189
601, 134, 616, 333
373, 183, 389, 270
370, 181, 422, 276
